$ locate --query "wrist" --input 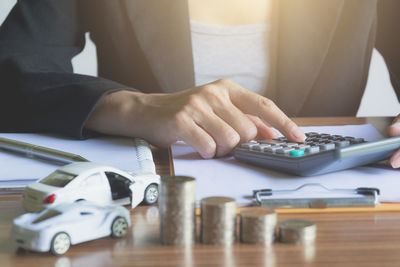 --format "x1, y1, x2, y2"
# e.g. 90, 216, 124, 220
85, 90, 146, 136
